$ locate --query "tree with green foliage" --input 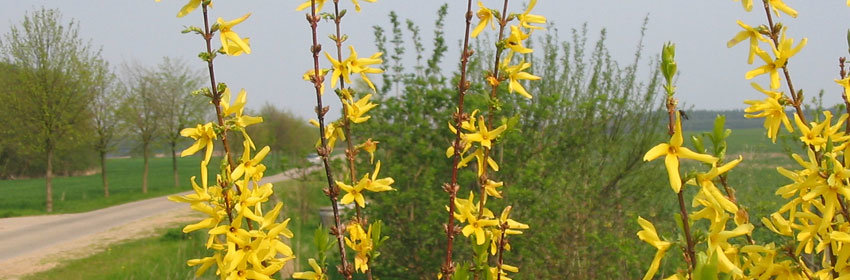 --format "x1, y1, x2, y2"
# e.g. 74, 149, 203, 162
153, 57, 205, 188
0, 8, 106, 212
119, 62, 162, 194
246, 103, 314, 160
90, 61, 121, 197
363, 12, 666, 278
